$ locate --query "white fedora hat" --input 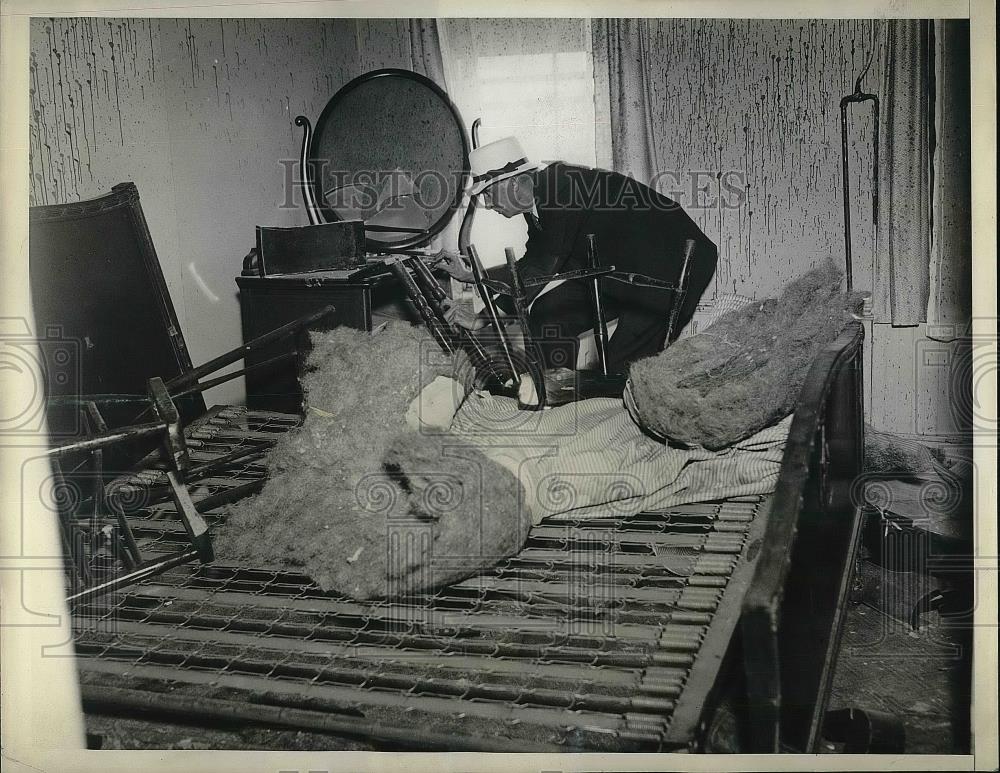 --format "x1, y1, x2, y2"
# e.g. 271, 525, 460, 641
468, 137, 539, 195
